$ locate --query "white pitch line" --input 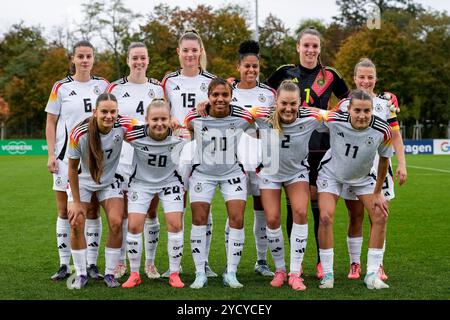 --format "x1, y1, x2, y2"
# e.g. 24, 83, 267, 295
408, 165, 450, 174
